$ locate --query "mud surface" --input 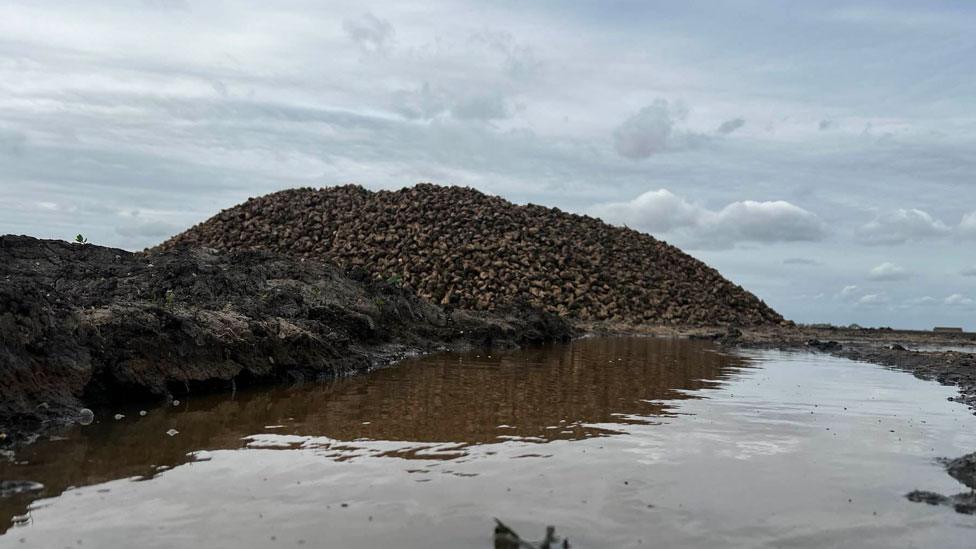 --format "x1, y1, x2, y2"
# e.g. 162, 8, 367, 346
0, 236, 572, 445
